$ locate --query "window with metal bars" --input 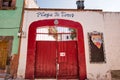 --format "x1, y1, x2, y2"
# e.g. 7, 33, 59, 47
36, 26, 77, 41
